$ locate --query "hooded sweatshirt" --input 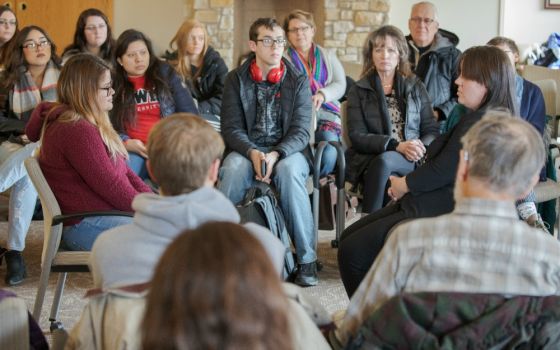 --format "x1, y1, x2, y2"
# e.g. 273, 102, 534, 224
90, 186, 286, 289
